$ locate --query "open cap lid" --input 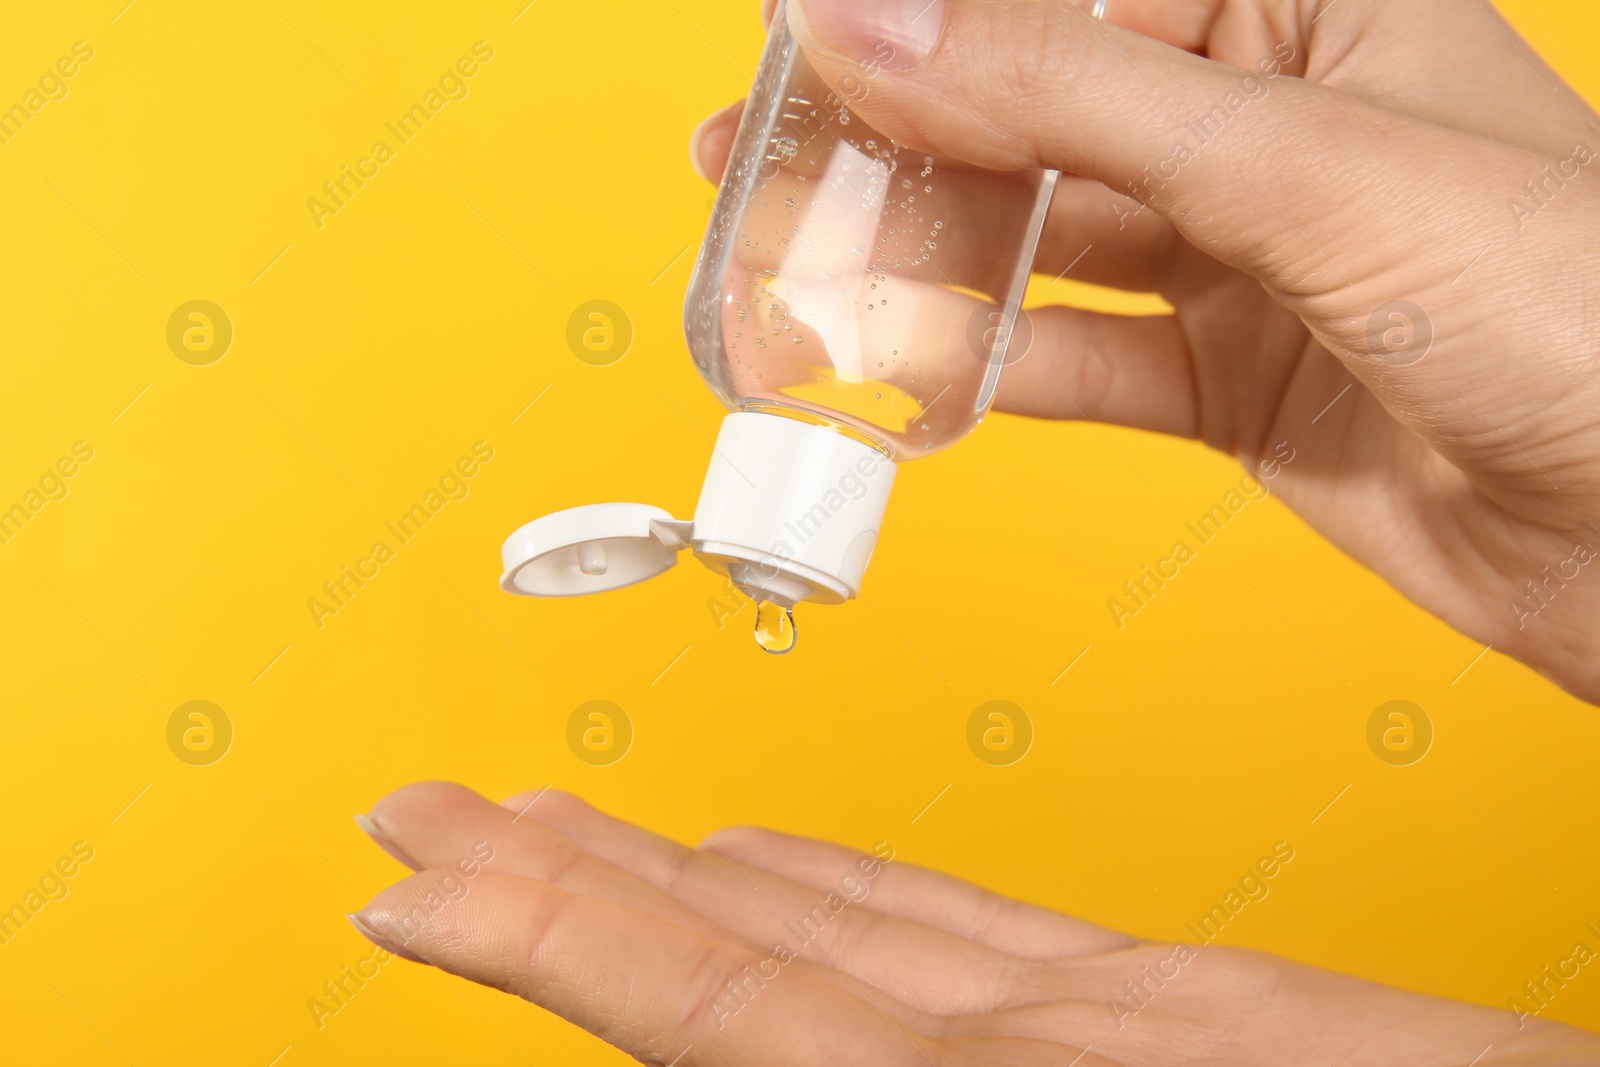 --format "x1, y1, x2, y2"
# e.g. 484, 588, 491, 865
500, 503, 694, 596
500, 413, 897, 605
